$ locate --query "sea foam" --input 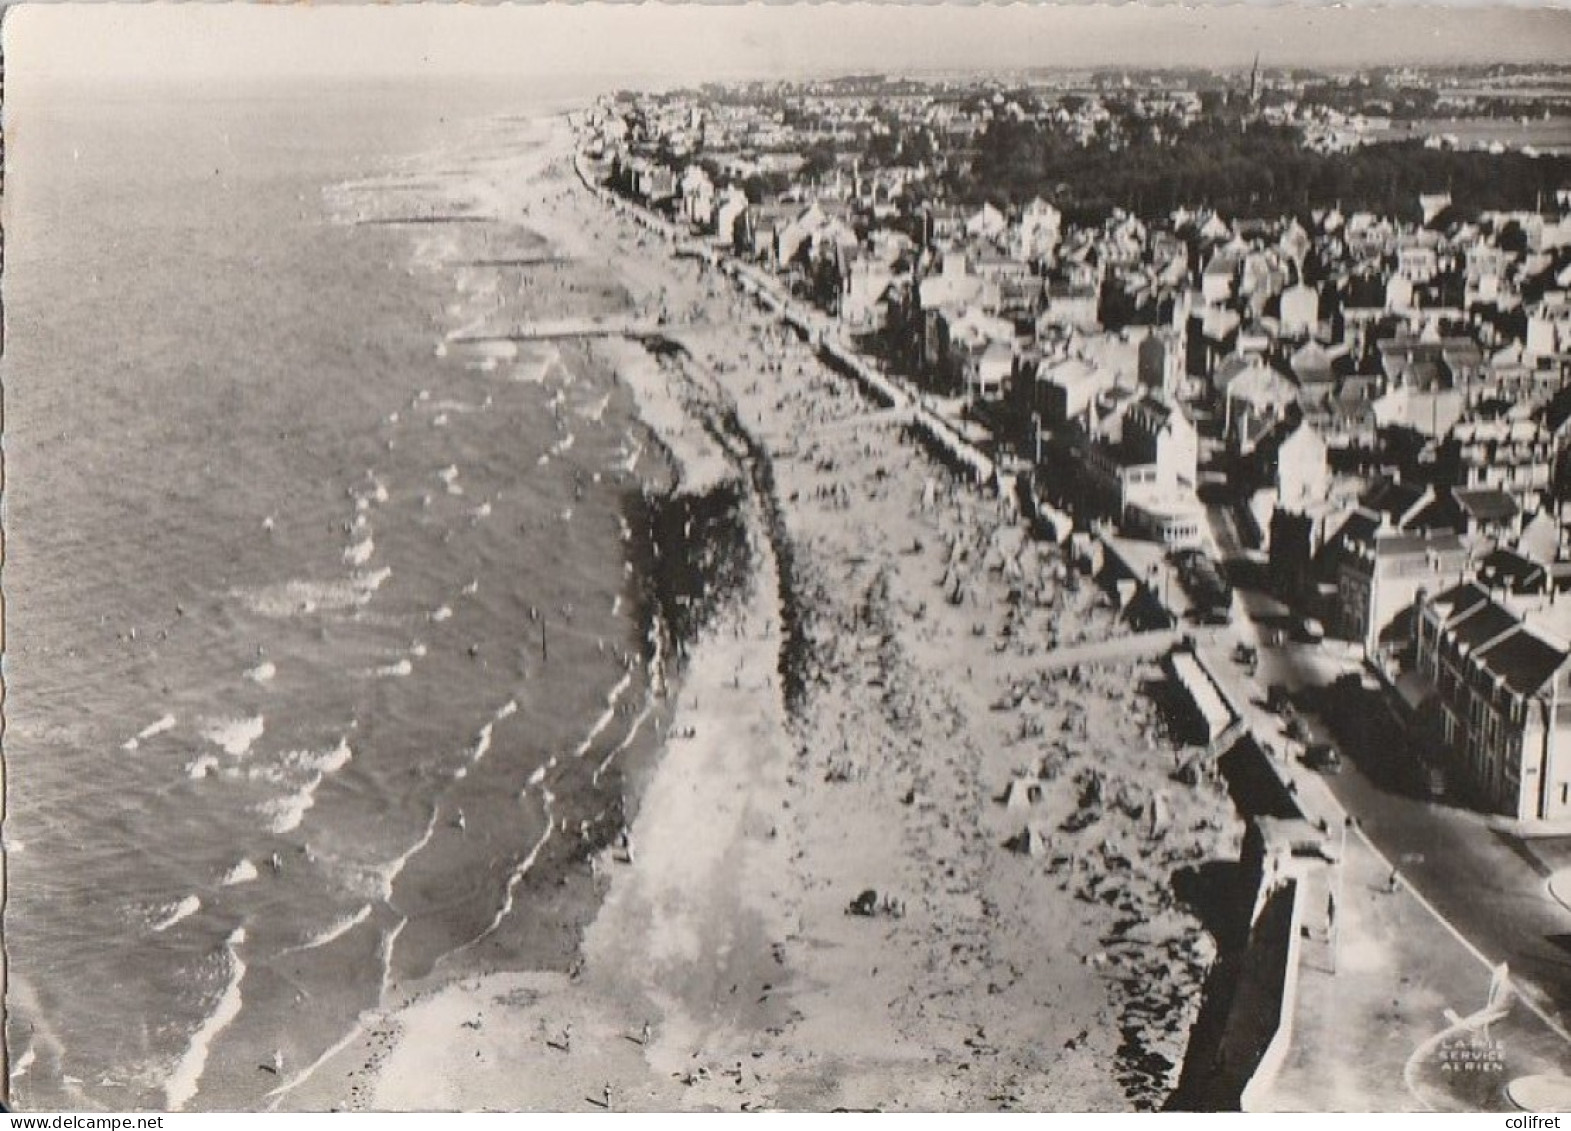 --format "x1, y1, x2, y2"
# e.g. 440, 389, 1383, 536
202, 716, 265, 757
164, 928, 247, 1111
148, 895, 202, 933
